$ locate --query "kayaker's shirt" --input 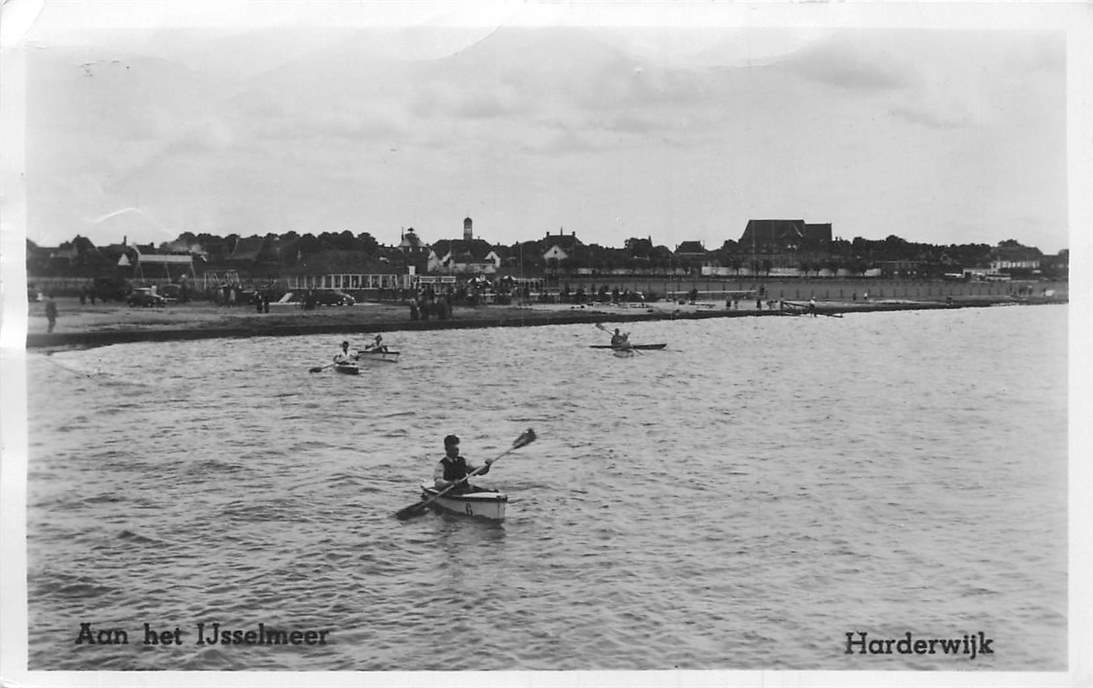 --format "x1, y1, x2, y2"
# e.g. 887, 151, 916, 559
434, 455, 488, 489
